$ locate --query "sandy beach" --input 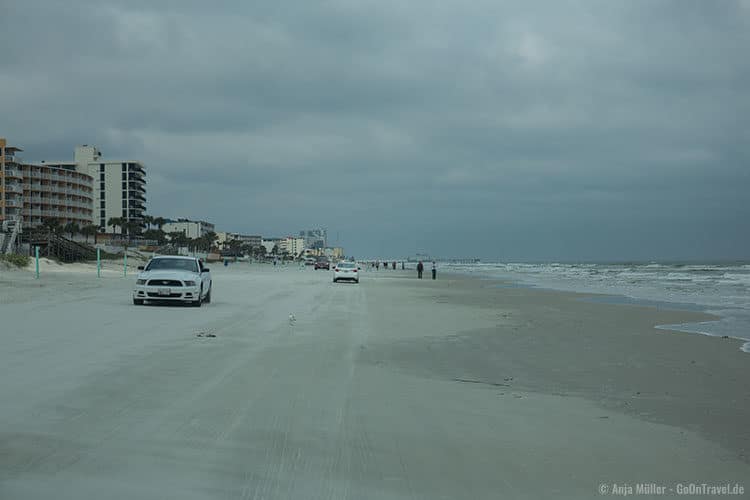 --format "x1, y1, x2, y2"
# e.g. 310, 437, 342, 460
0, 264, 747, 499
